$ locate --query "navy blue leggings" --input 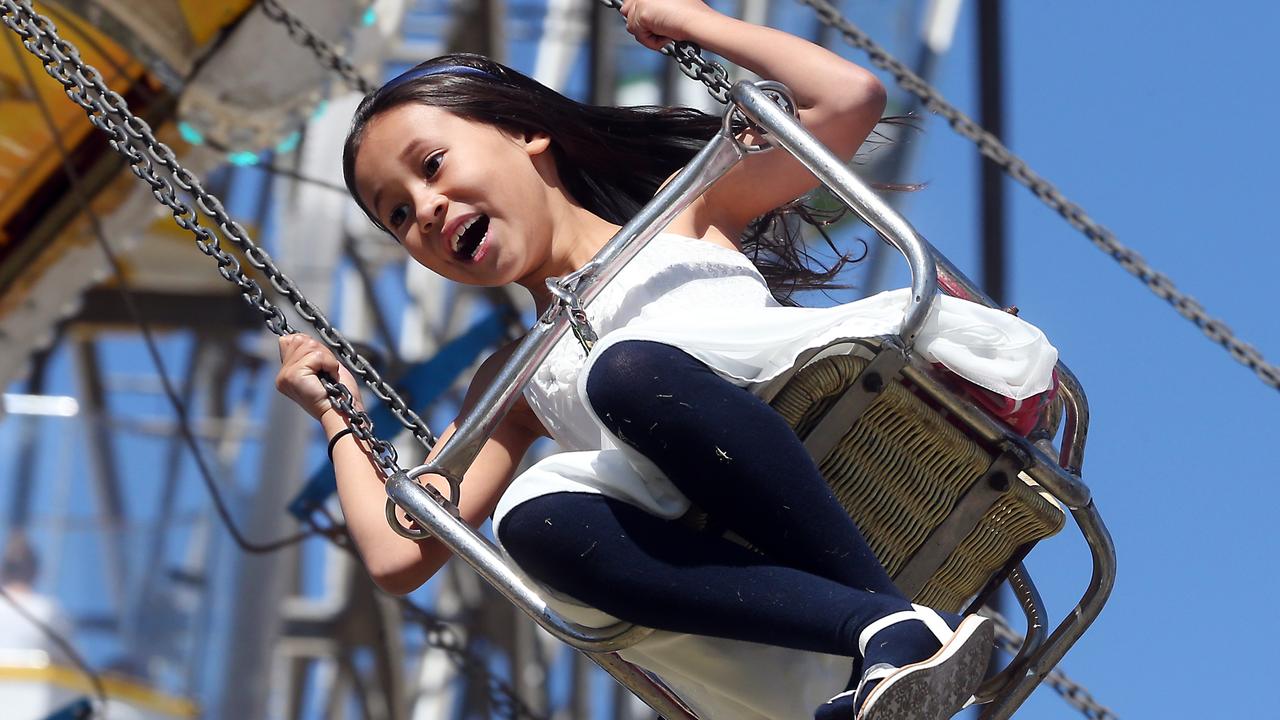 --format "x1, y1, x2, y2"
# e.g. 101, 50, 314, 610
499, 340, 912, 659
